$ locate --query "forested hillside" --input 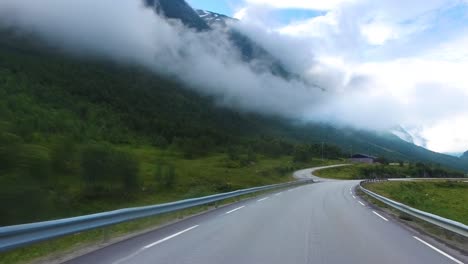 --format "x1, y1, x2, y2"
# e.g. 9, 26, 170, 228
0, 31, 465, 225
